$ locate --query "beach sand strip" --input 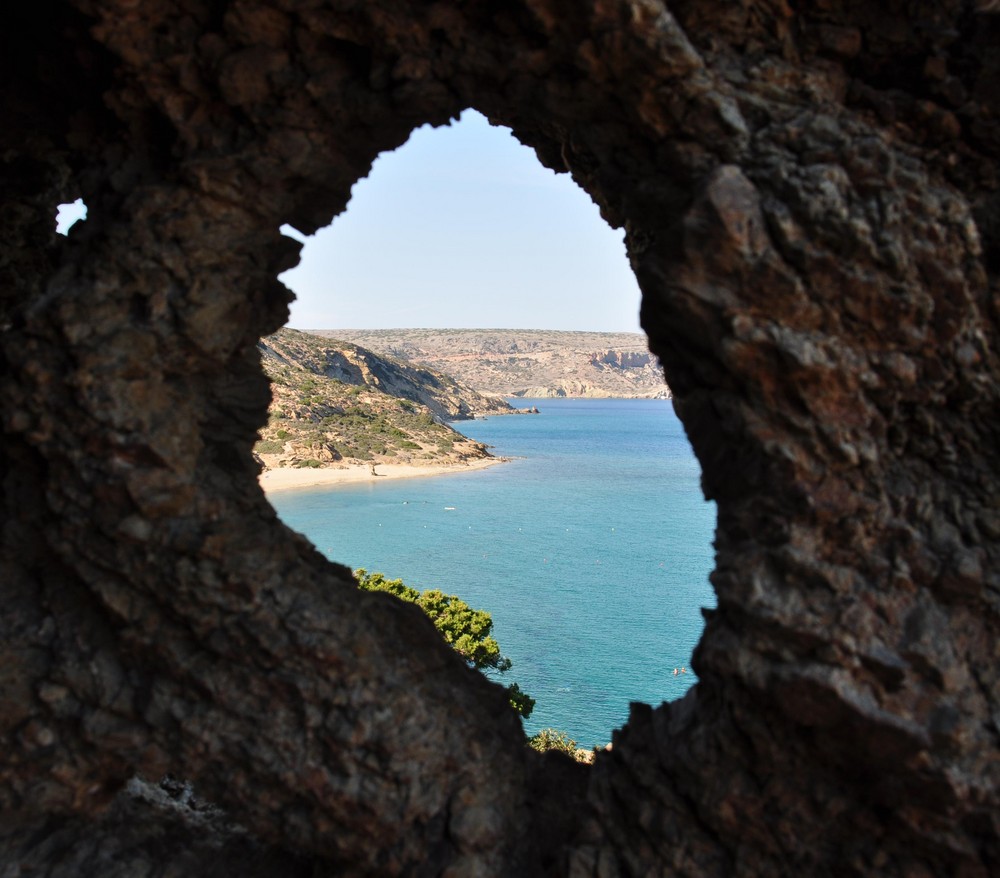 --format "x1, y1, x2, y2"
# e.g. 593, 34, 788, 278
259, 457, 507, 493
